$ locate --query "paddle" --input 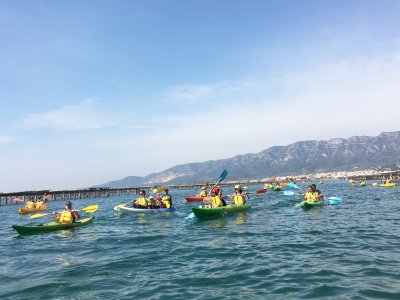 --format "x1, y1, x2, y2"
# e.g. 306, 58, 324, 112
255, 188, 267, 194
186, 170, 228, 219
152, 186, 166, 194
30, 204, 99, 219
288, 182, 300, 189
113, 203, 128, 211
